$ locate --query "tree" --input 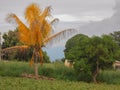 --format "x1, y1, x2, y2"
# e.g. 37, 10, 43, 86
6, 3, 75, 78
43, 51, 50, 63
2, 29, 20, 49
110, 31, 120, 46
64, 34, 120, 83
